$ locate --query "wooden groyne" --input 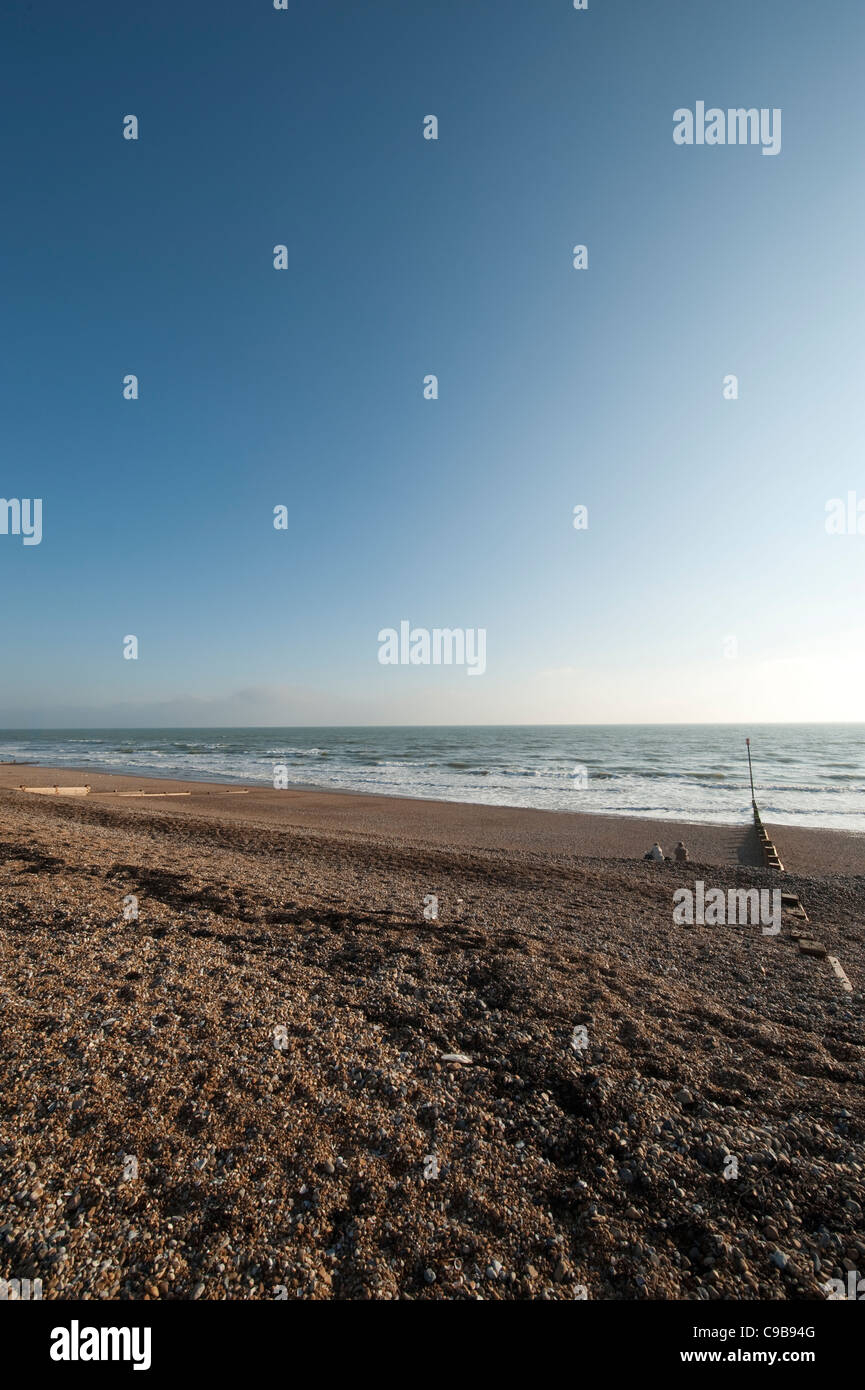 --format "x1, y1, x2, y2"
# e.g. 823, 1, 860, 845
753, 802, 784, 871
746, 737, 784, 871
746, 739, 853, 989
